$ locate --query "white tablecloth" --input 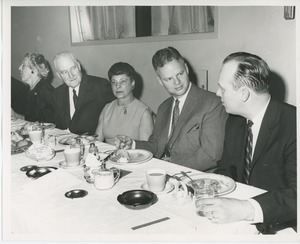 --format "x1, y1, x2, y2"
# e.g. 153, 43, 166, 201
5, 127, 296, 241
